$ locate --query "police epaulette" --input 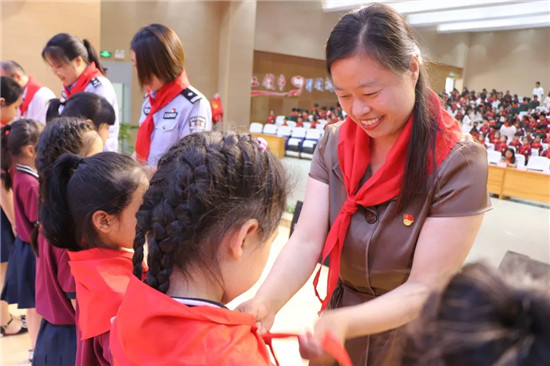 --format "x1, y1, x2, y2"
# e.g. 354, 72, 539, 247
181, 87, 201, 104
90, 77, 102, 88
